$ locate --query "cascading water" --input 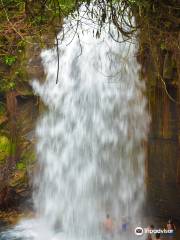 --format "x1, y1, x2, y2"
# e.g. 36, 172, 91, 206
1, 5, 149, 240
